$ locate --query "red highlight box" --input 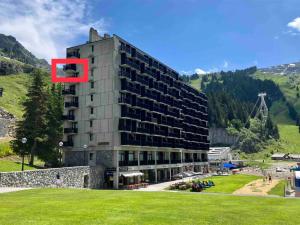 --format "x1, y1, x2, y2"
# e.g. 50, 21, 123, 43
51, 58, 89, 83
